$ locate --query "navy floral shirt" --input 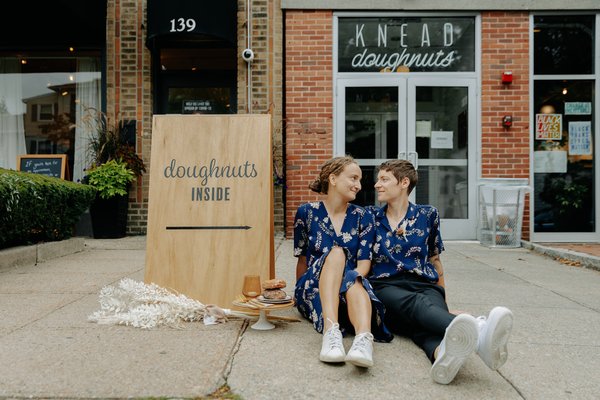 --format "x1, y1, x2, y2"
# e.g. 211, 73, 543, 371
367, 203, 444, 283
294, 201, 374, 269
